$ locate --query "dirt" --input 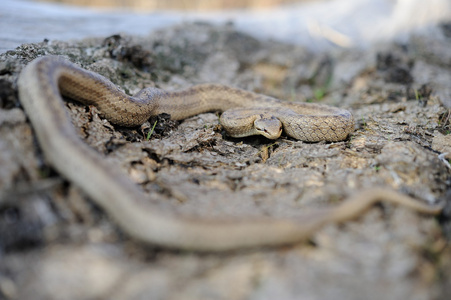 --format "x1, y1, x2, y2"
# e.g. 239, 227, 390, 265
0, 22, 450, 300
